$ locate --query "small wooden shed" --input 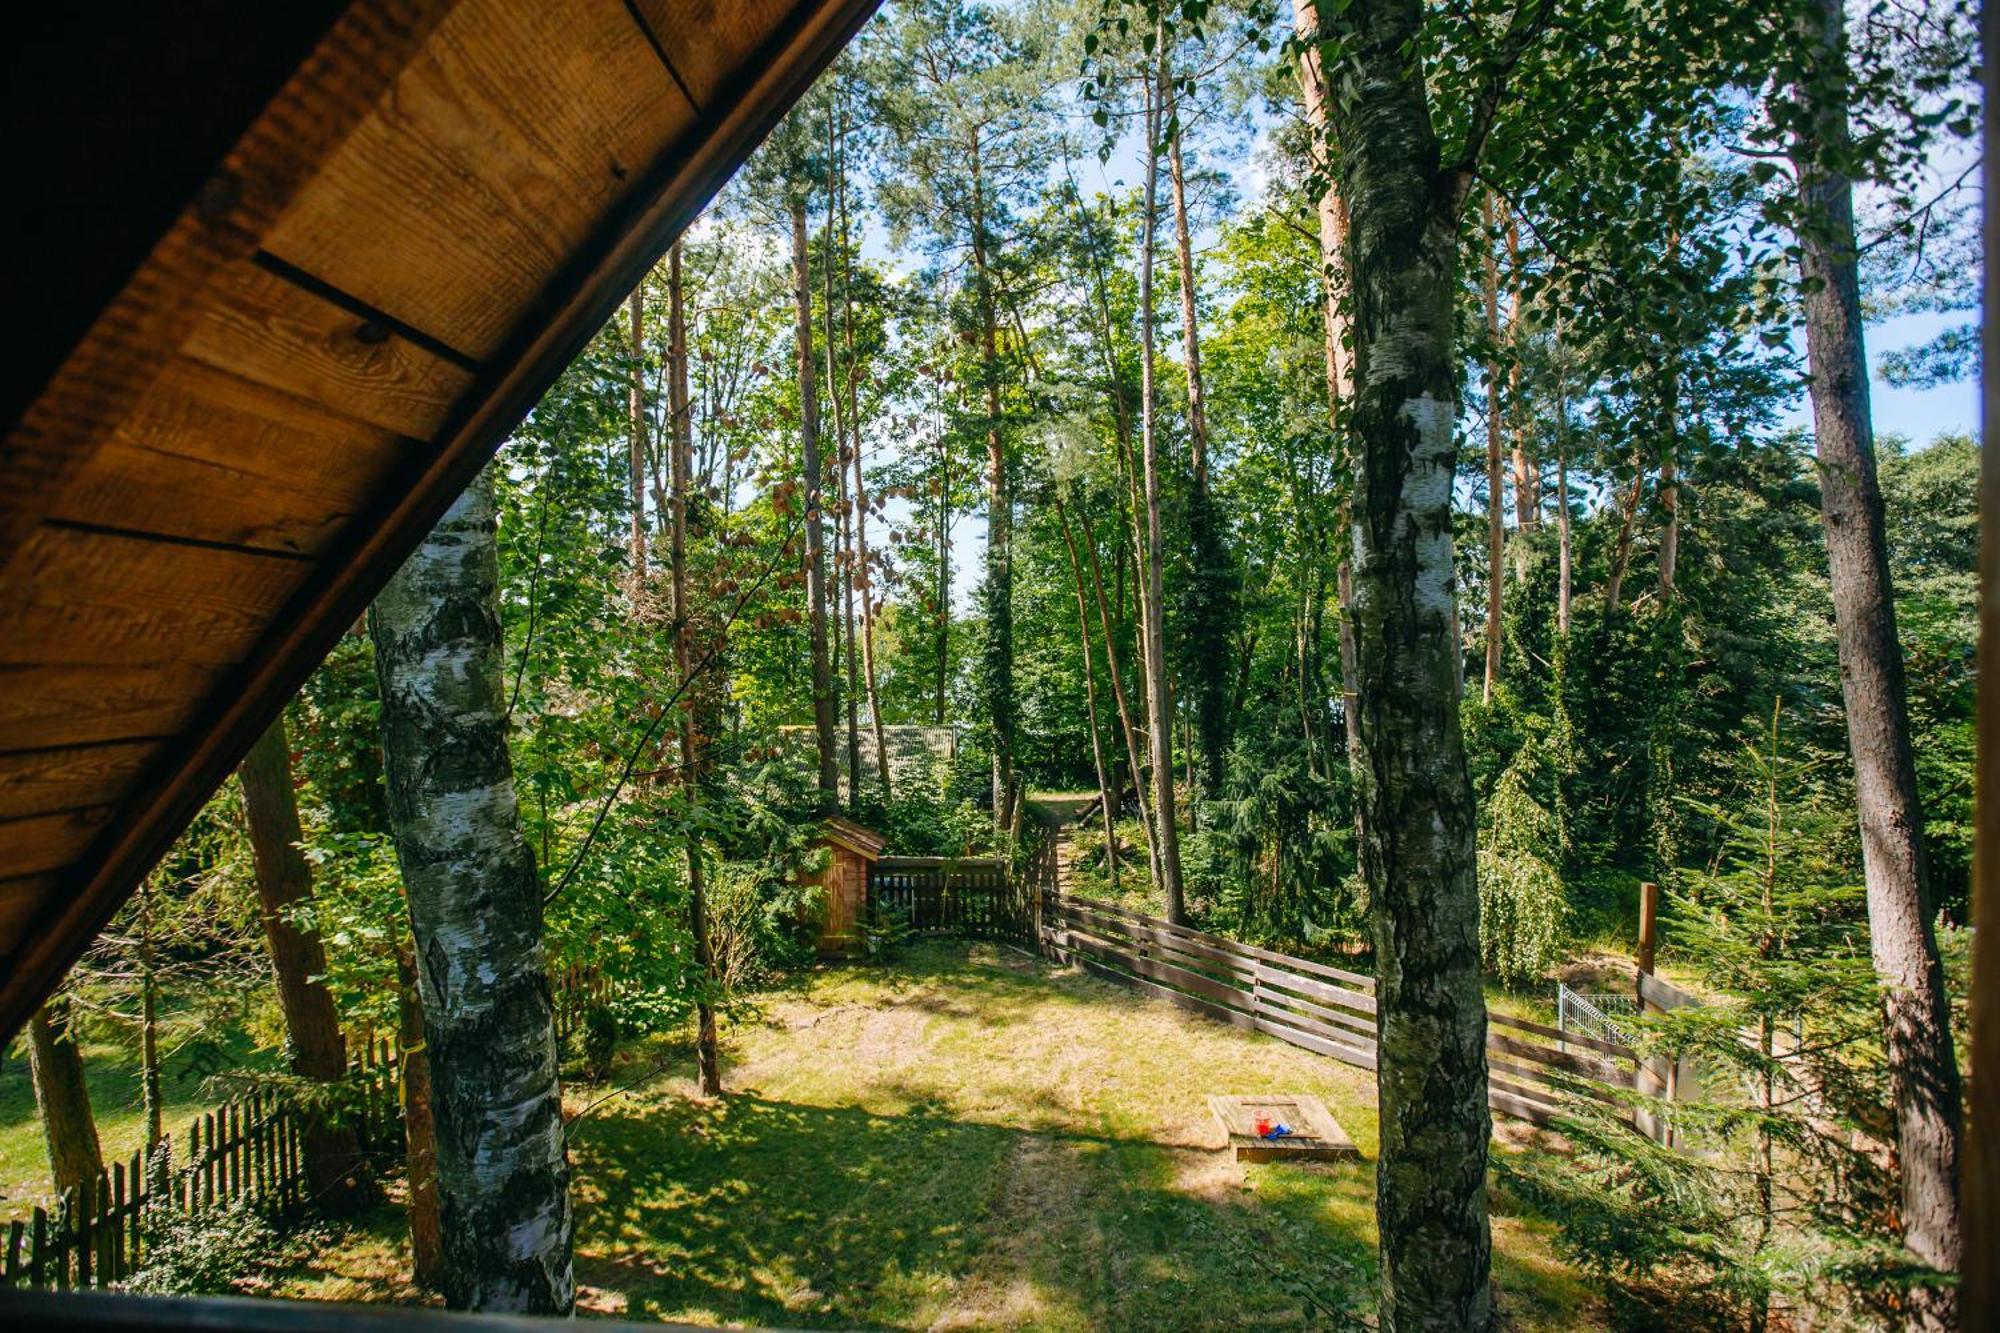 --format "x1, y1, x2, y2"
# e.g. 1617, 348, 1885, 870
804, 816, 886, 957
